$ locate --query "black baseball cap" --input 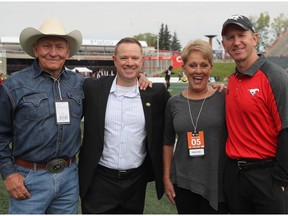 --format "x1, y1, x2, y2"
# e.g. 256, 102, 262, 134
221, 15, 255, 36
